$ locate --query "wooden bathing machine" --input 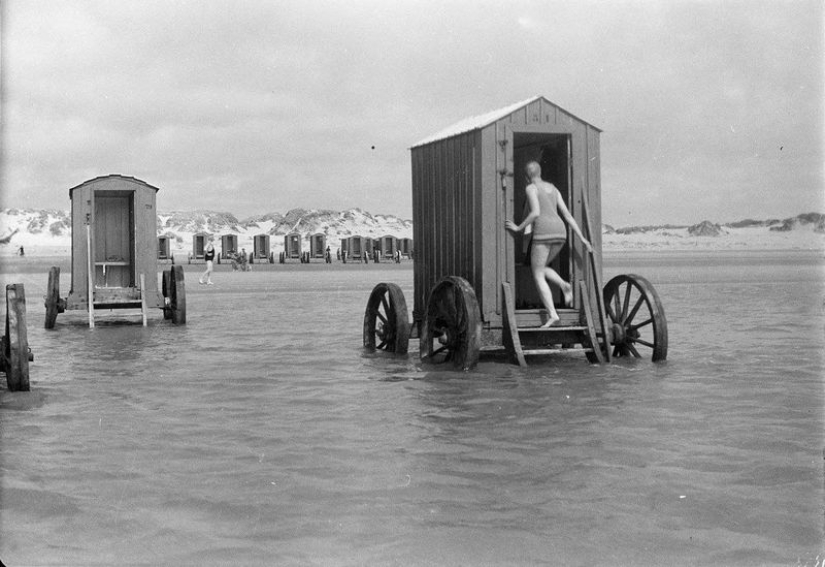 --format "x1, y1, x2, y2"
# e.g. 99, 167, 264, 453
66, 175, 164, 309
284, 233, 302, 258
410, 96, 602, 335
220, 234, 238, 260
362, 96, 668, 368
346, 235, 370, 259
44, 174, 187, 328
378, 235, 398, 258
400, 238, 413, 257
310, 233, 326, 258
157, 236, 171, 260
253, 234, 270, 261
191, 232, 208, 261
